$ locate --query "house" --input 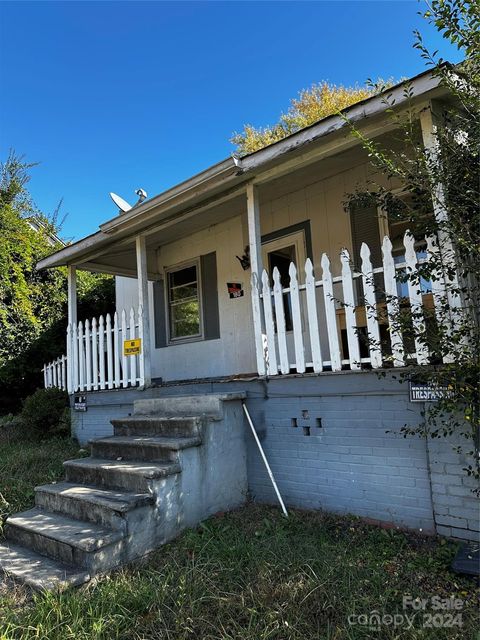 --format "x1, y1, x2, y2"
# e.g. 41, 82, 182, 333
26, 215, 65, 247
1, 69, 477, 589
